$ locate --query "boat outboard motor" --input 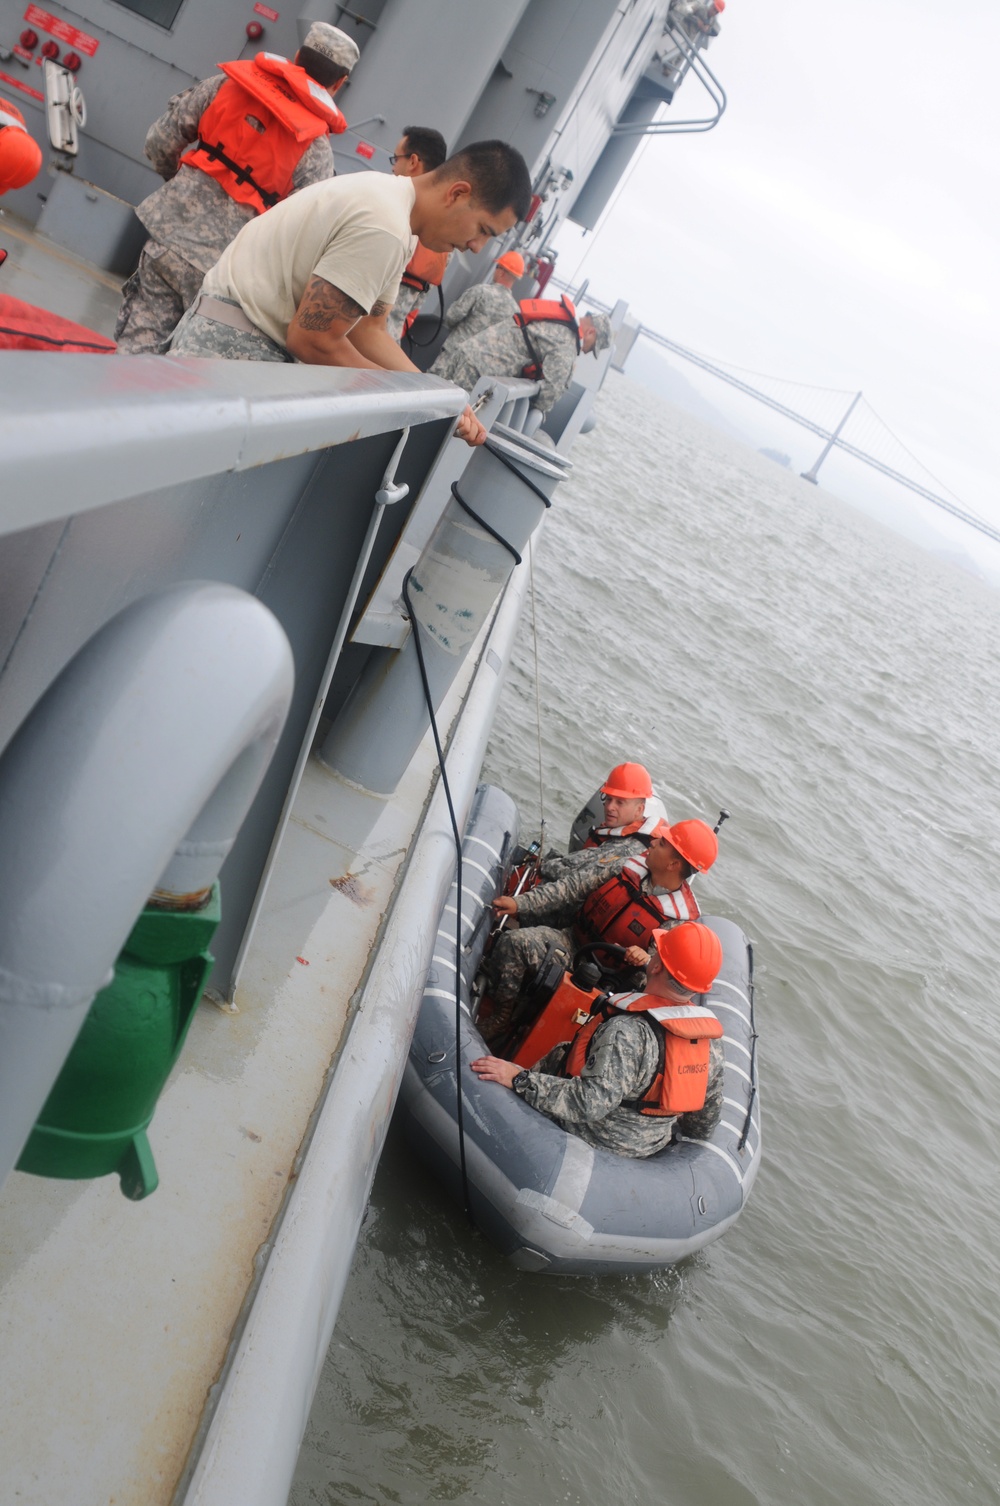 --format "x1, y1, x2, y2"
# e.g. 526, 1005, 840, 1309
515, 940, 571, 1025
